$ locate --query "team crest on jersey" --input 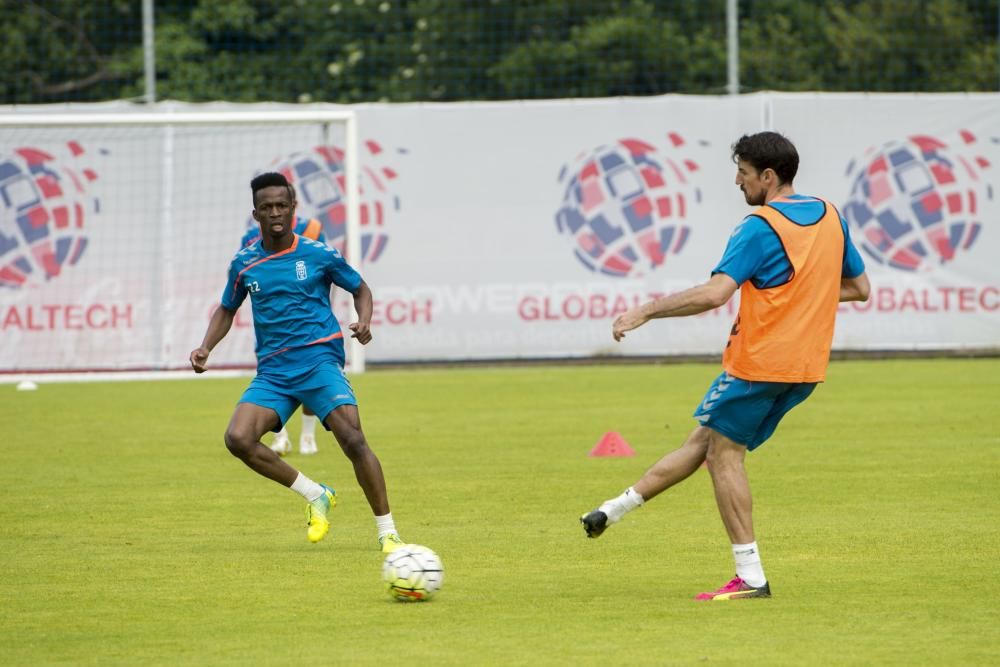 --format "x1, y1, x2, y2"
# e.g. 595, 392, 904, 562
295, 260, 307, 280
